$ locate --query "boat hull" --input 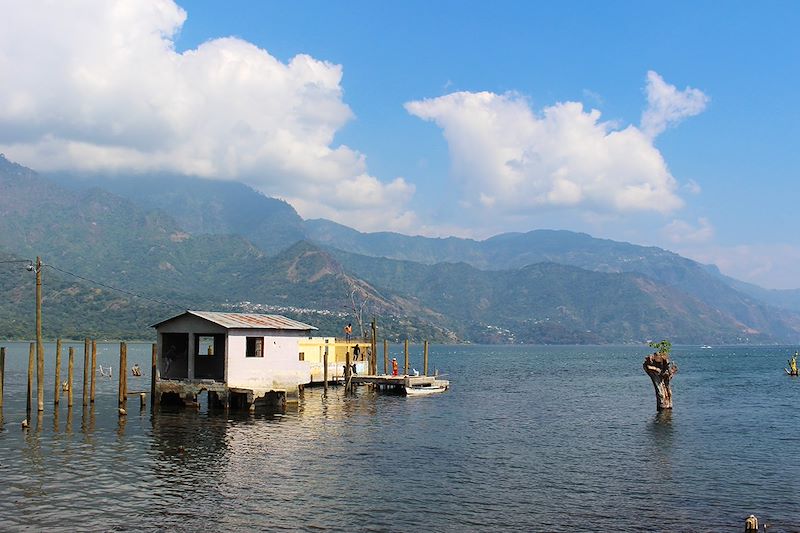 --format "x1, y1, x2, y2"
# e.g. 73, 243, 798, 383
405, 385, 448, 396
